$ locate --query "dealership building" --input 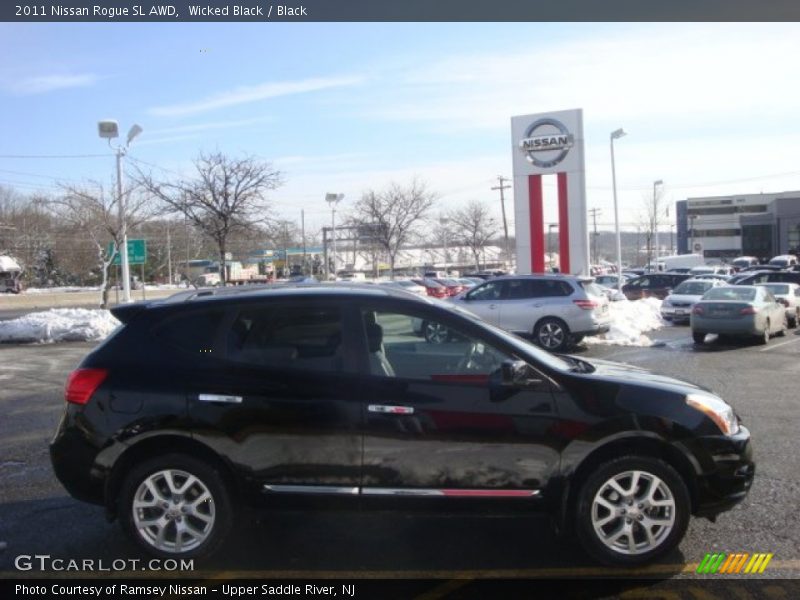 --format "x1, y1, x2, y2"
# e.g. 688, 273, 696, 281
676, 191, 800, 259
